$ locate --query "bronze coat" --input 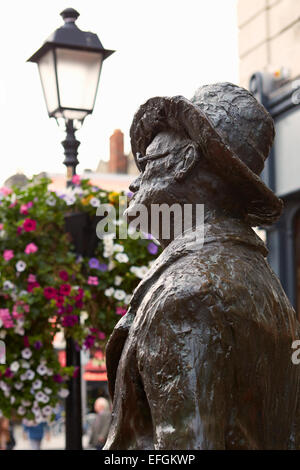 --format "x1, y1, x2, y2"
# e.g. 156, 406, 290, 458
104, 218, 300, 450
